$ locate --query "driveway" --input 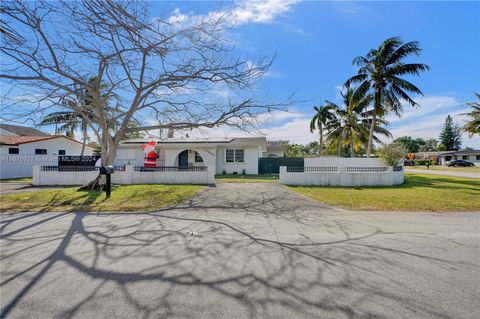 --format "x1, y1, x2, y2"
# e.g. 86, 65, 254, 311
0, 181, 33, 194
0, 181, 68, 195
1, 183, 479, 319
405, 168, 480, 179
